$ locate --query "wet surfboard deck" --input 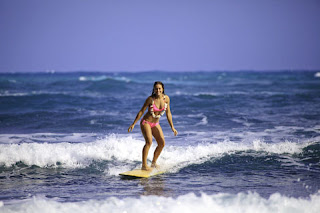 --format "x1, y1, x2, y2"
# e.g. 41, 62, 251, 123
119, 169, 165, 178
